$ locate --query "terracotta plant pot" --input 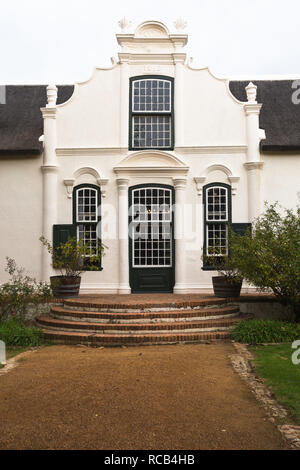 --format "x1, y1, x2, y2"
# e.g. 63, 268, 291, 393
212, 275, 242, 298
50, 275, 81, 298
